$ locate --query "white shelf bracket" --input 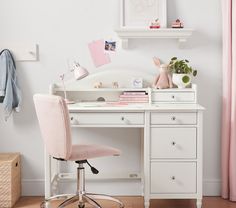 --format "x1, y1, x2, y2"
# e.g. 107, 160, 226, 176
121, 38, 129, 49
178, 38, 187, 48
